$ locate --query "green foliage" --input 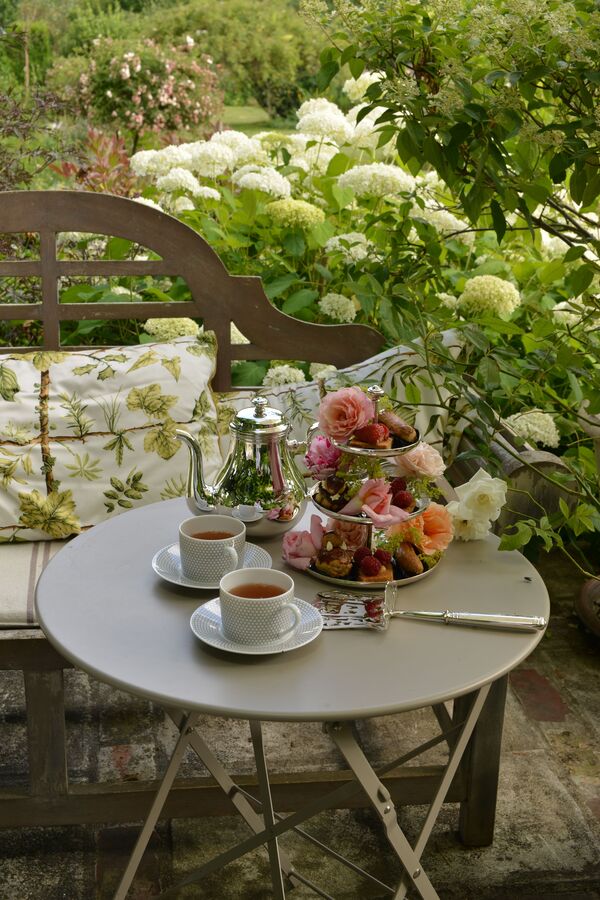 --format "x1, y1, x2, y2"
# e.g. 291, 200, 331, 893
0, 21, 52, 87
142, 0, 323, 115
49, 35, 223, 150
